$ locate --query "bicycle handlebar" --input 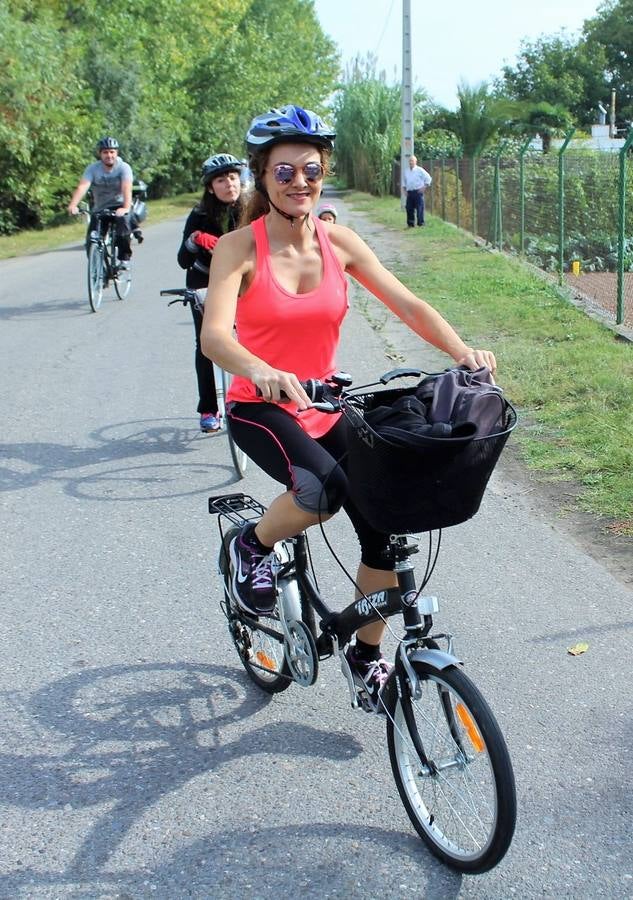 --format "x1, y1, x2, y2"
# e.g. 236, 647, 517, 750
160, 287, 205, 308
256, 368, 423, 413
255, 373, 353, 413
